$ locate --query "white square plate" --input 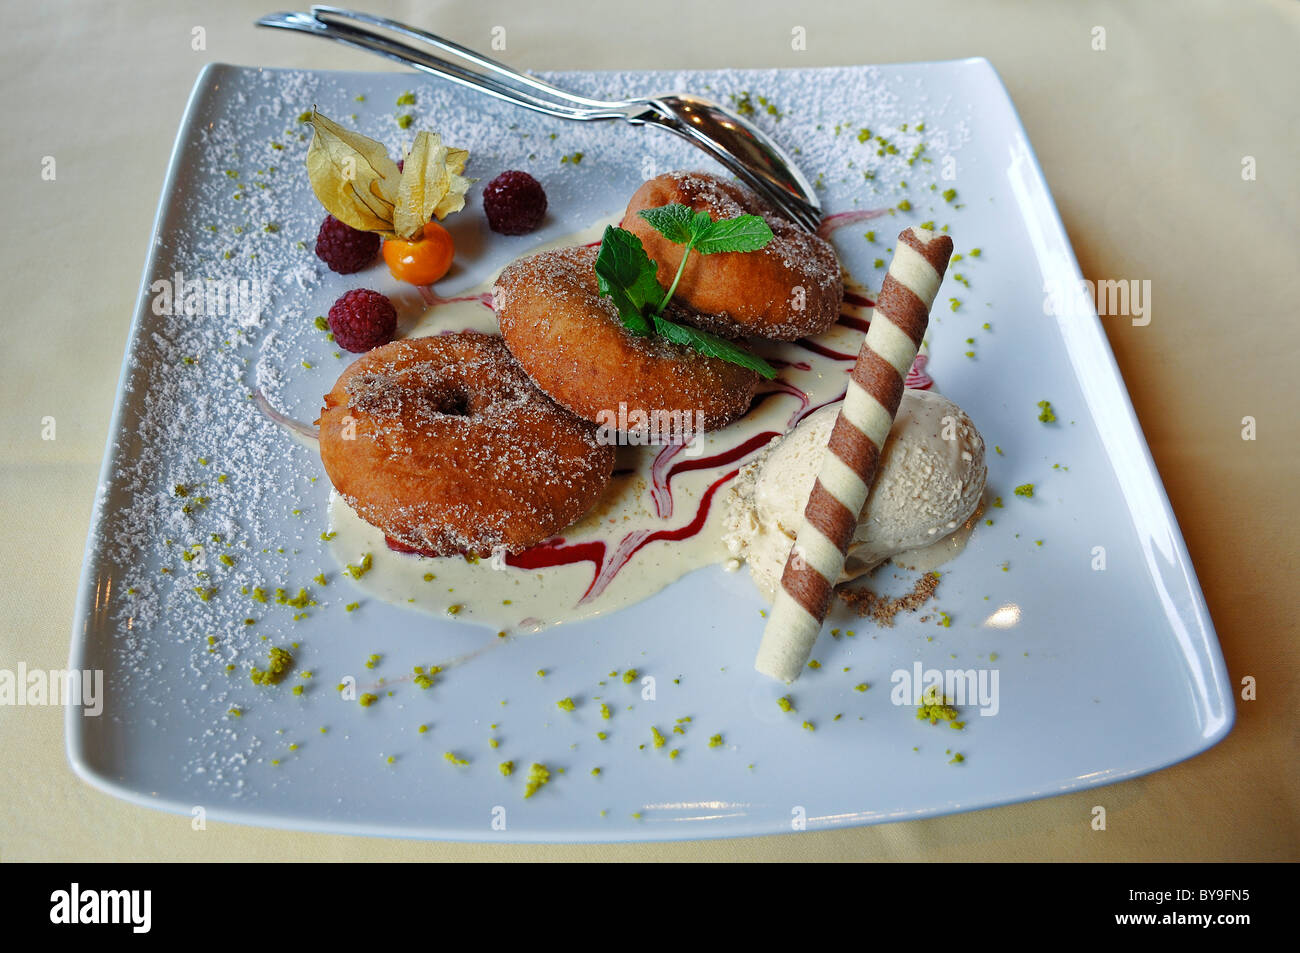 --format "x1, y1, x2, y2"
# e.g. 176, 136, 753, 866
68, 60, 1232, 841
